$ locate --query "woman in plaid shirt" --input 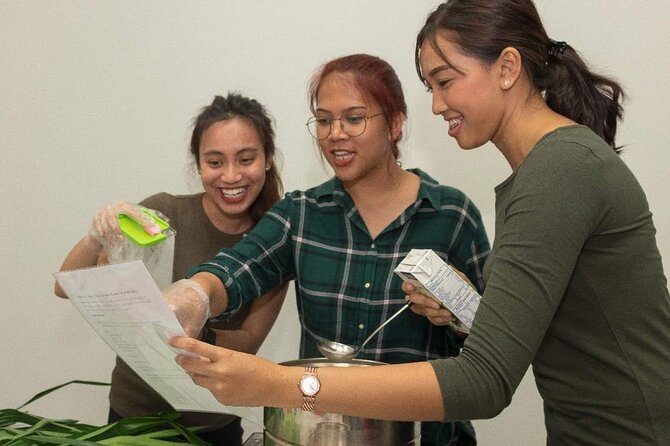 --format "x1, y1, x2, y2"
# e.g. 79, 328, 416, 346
169, 54, 489, 445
